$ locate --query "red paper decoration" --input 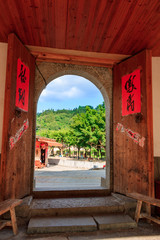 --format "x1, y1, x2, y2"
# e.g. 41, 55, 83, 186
15, 59, 30, 112
122, 69, 141, 116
